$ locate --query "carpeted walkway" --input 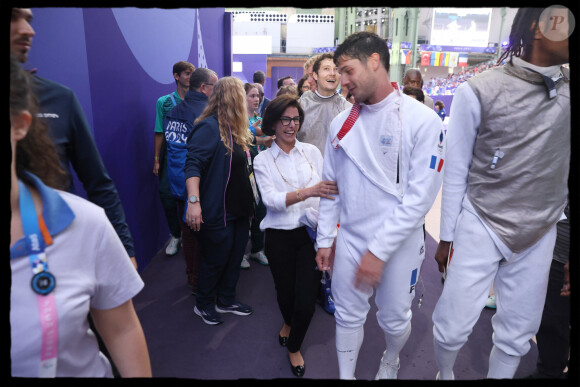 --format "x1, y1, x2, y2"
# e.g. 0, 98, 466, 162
132, 232, 539, 380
